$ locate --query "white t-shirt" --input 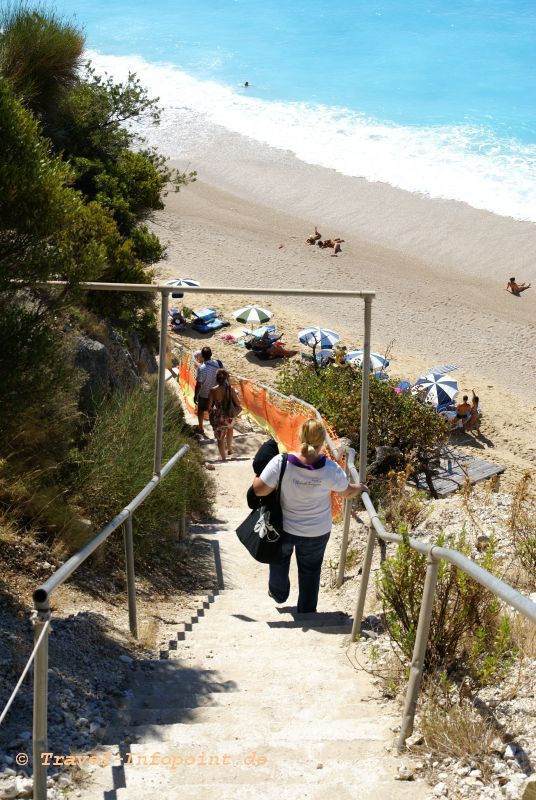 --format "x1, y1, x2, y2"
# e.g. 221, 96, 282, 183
260, 454, 348, 537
